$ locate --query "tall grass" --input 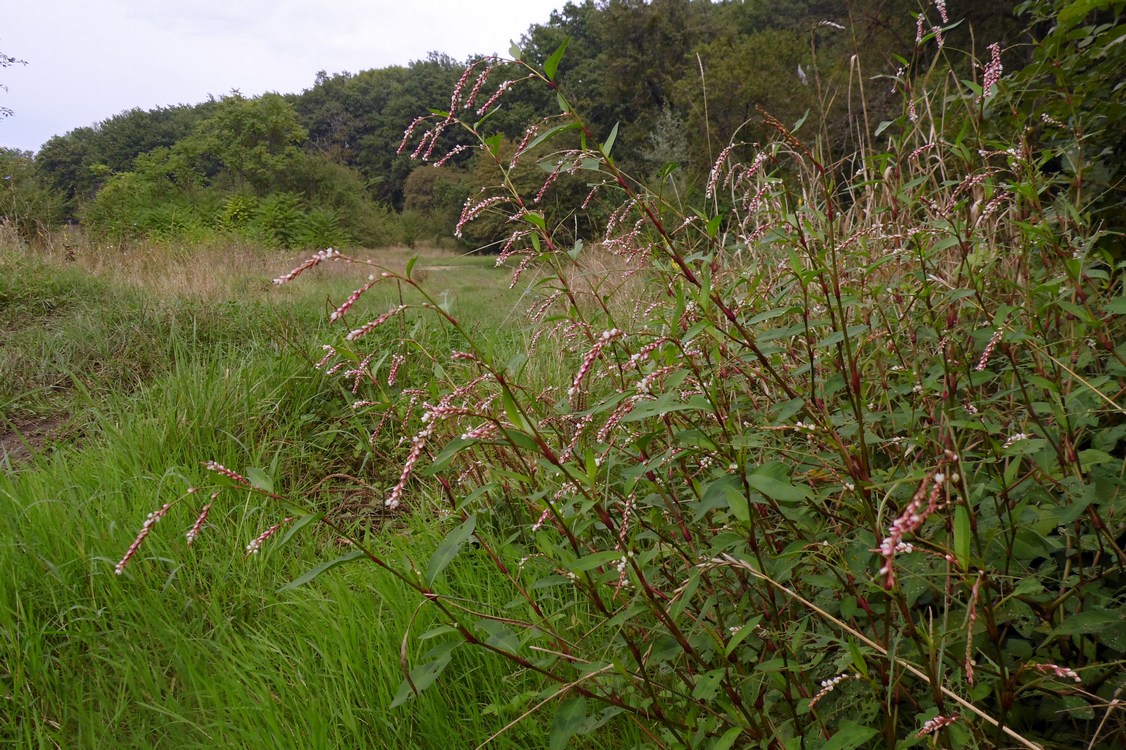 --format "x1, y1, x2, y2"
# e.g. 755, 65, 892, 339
0, 235, 622, 747
222, 10, 1125, 750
